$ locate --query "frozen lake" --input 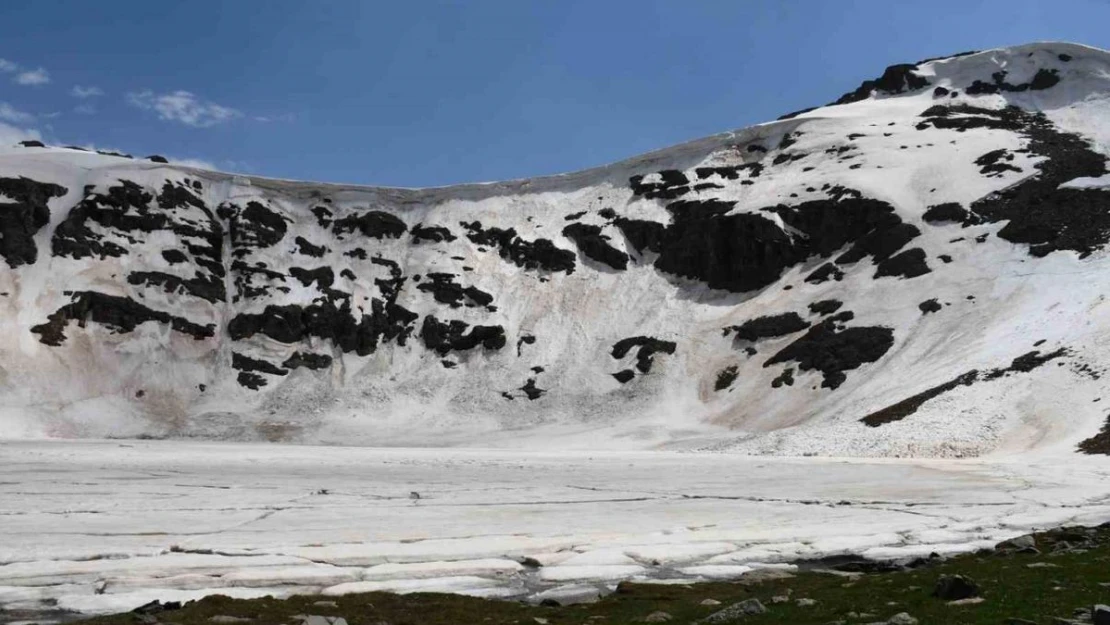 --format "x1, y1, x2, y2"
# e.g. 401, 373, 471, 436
2, 440, 1110, 618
